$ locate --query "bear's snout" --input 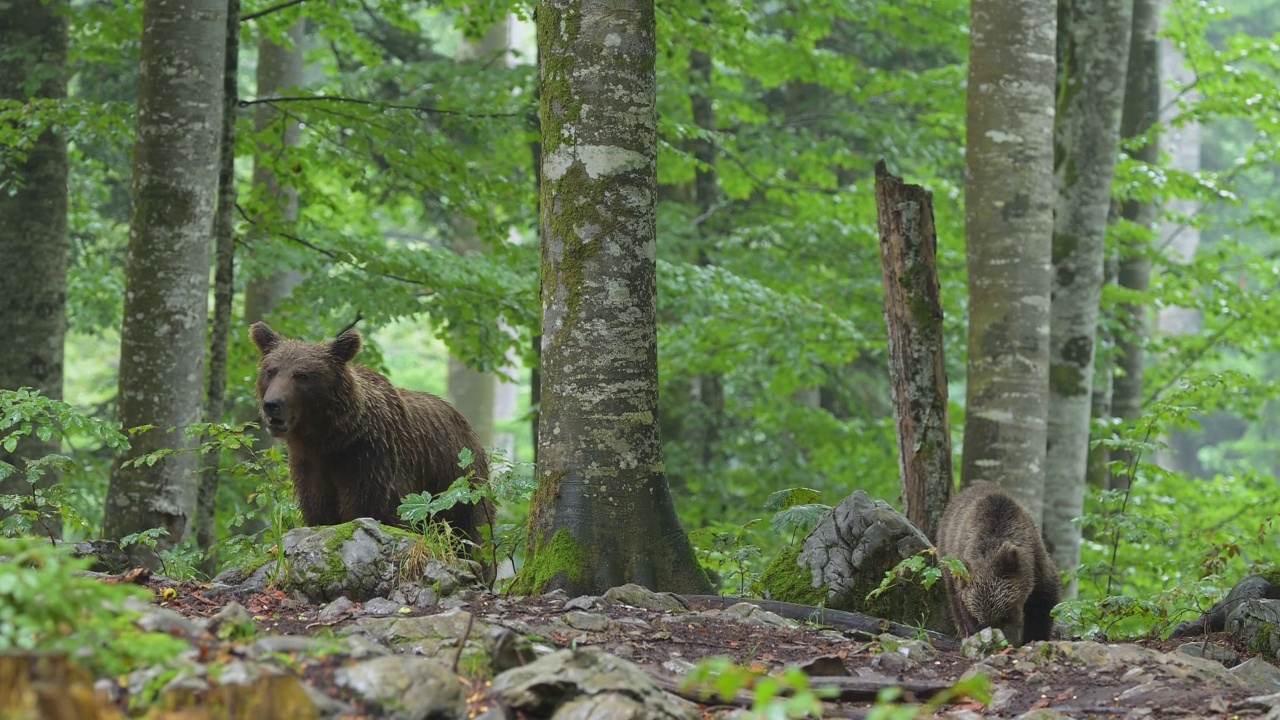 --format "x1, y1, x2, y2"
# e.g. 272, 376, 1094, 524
260, 397, 291, 436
